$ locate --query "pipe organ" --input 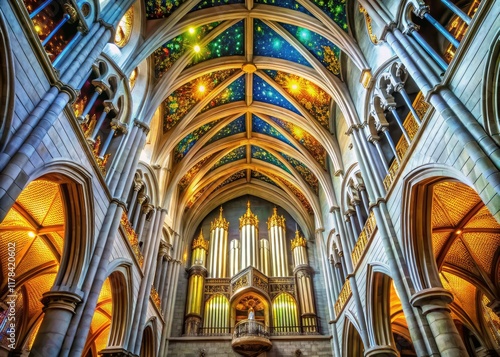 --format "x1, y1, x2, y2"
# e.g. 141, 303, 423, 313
207, 207, 229, 278
292, 230, 317, 332
185, 201, 318, 337
238, 201, 259, 271
268, 207, 288, 277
